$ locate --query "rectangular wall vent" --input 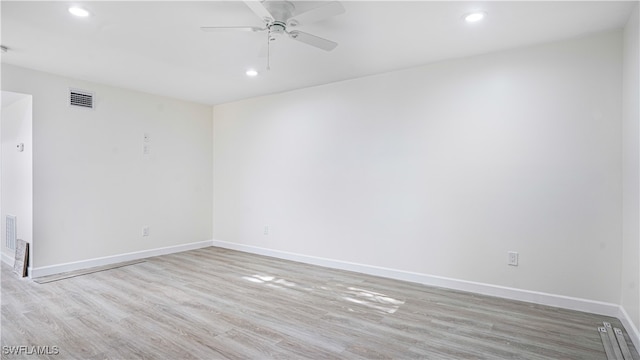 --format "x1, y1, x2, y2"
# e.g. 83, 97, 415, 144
69, 89, 94, 109
6, 215, 16, 250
